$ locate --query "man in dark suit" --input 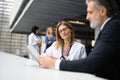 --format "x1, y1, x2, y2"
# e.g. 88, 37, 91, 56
39, 0, 120, 79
